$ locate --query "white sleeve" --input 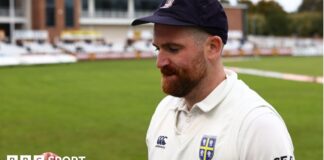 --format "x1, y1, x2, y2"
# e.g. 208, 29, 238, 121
238, 109, 295, 160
